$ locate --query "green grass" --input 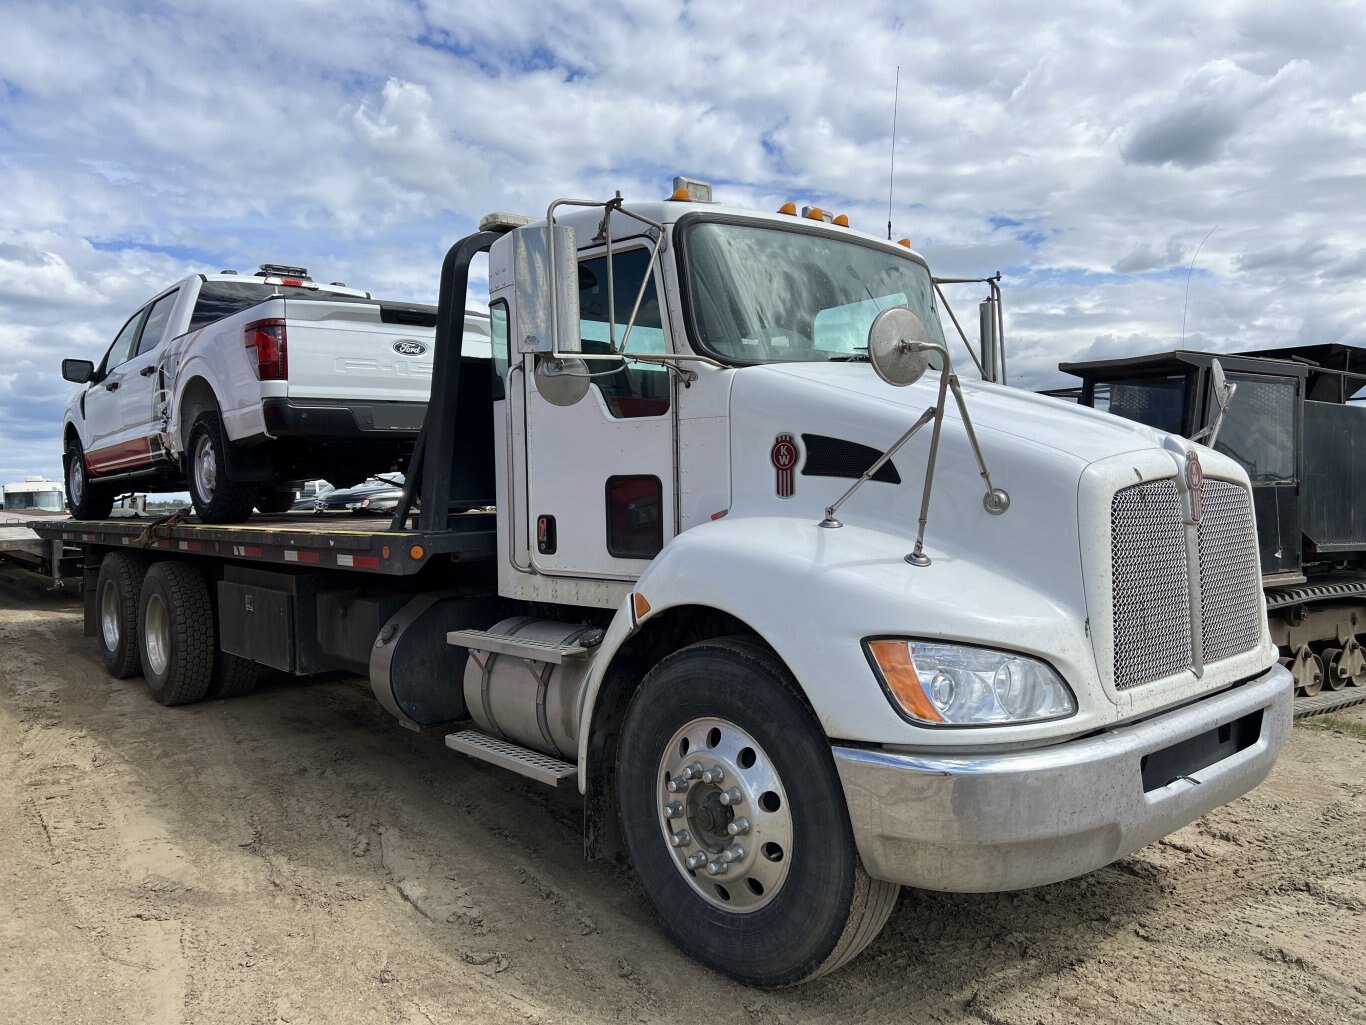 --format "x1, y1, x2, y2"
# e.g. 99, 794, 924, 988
1298, 713, 1366, 740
